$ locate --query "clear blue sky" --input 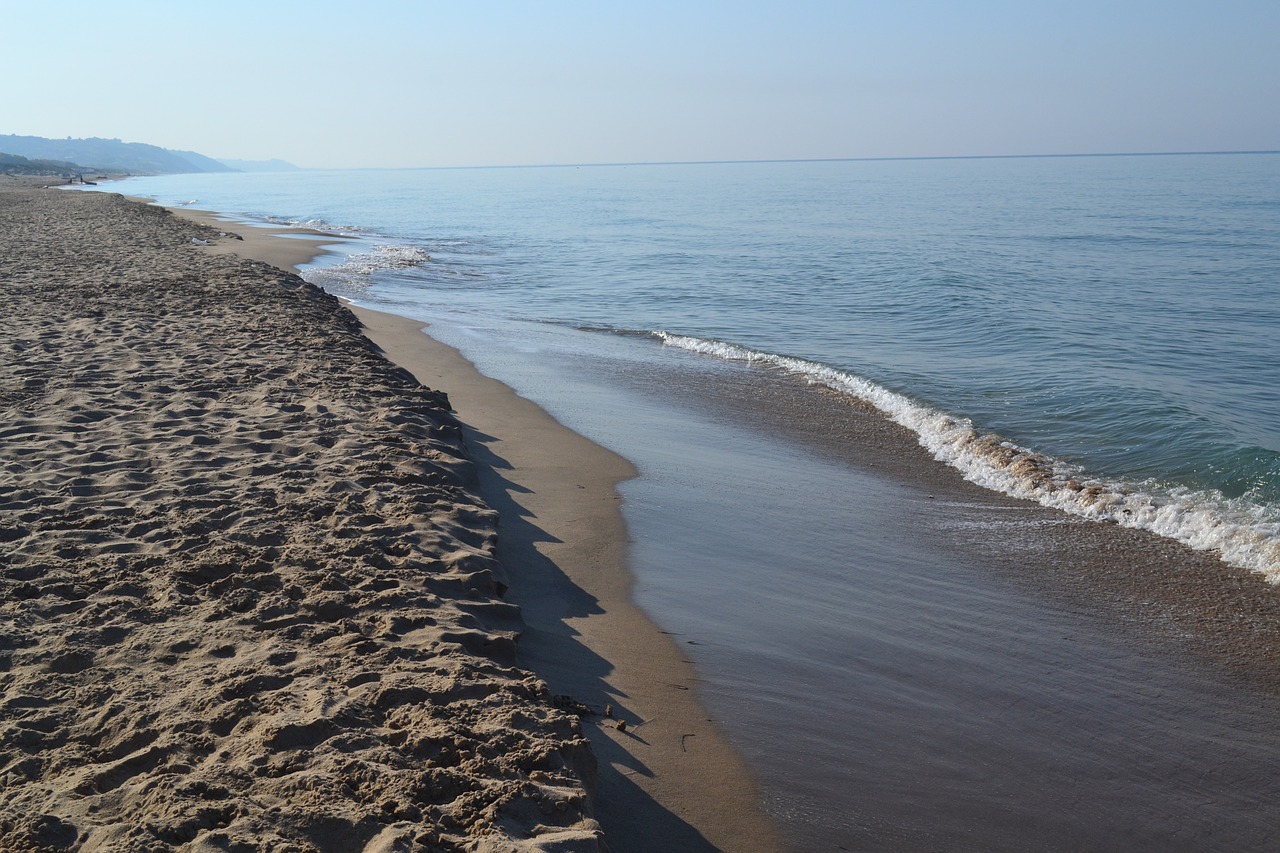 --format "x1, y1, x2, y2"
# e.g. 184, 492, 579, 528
5, 0, 1276, 168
